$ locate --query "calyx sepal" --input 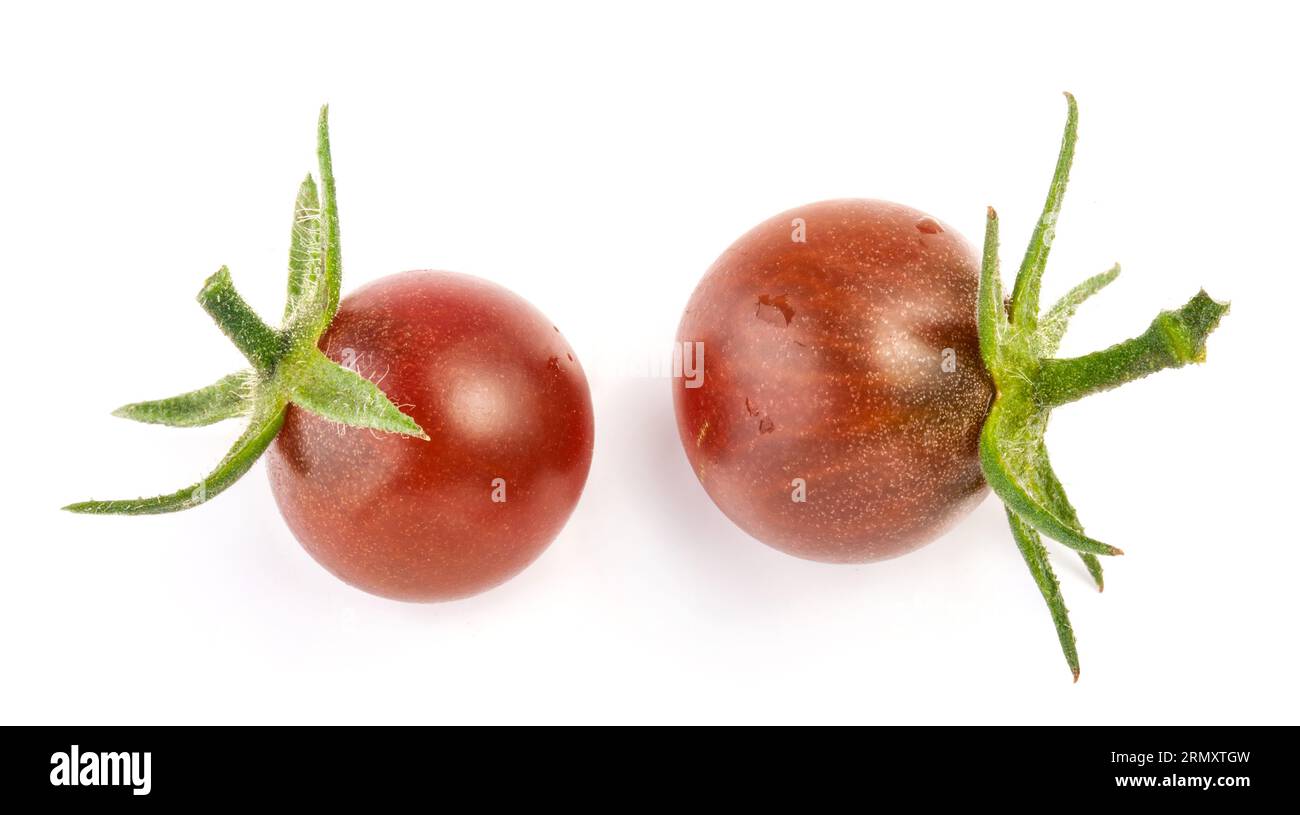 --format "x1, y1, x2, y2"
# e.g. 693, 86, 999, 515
66, 107, 428, 516
977, 93, 1229, 680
